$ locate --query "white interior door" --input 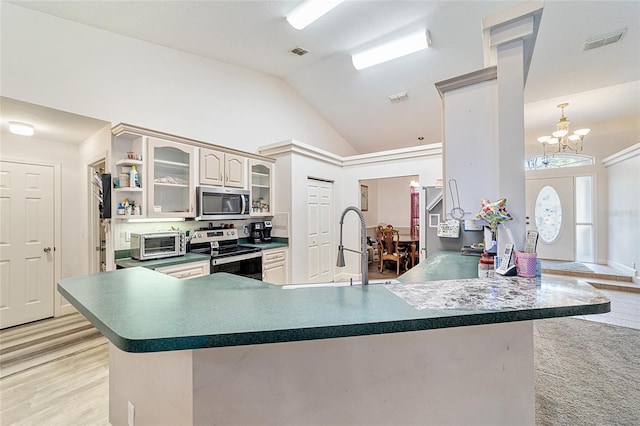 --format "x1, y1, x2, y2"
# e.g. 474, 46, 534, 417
307, 179, 333, 283
525, 177, 575, 261
0, 161, 55, 329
